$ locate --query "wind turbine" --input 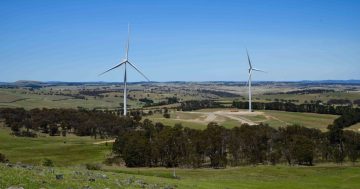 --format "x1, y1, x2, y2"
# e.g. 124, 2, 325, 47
246, 49, 265, 112
99, 24, 150, 116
